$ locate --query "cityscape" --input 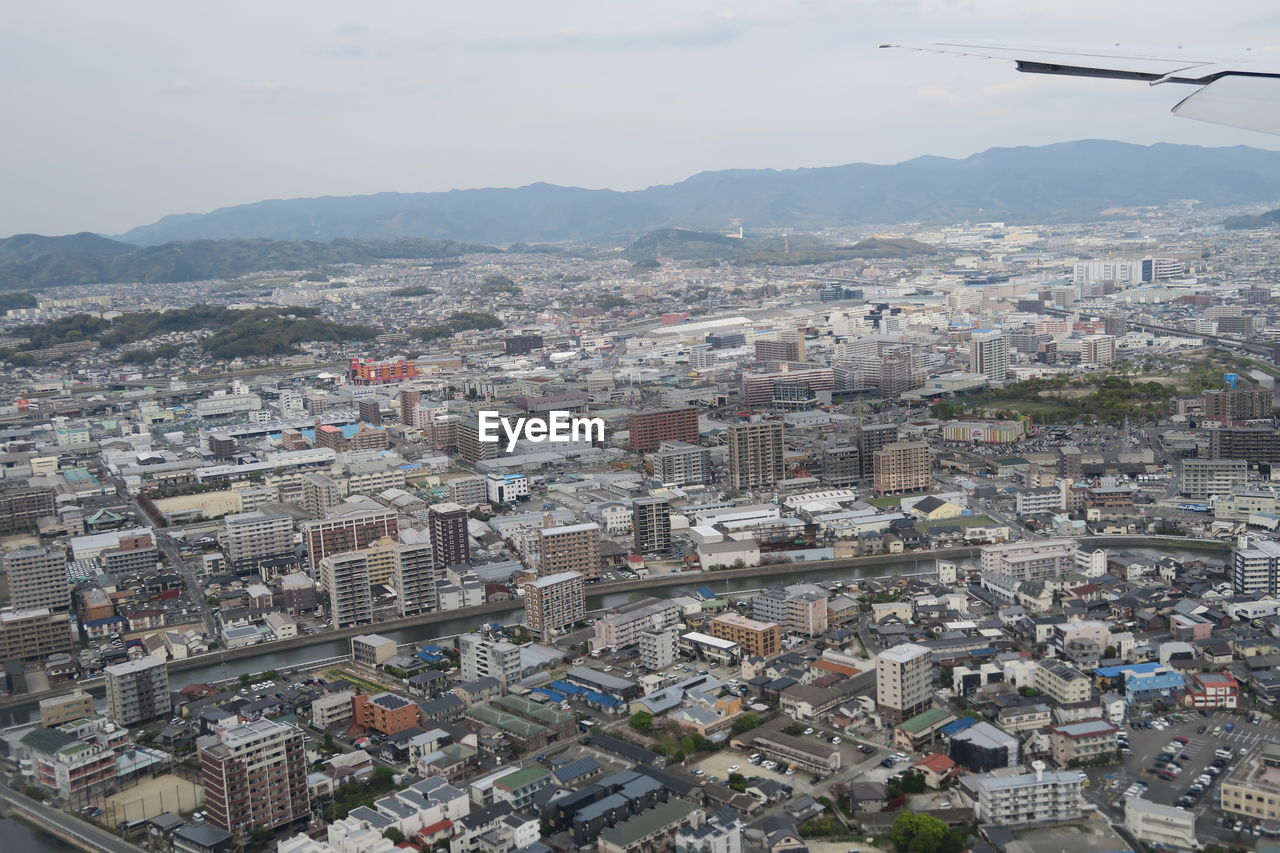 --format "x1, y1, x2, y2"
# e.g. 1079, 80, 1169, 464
8, 5, 1280, 853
